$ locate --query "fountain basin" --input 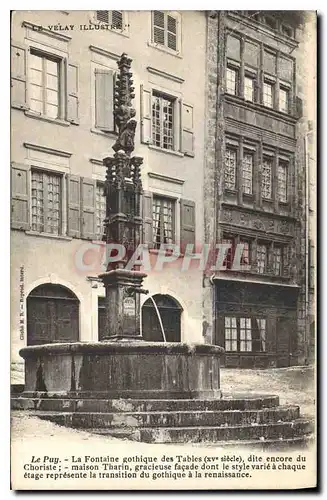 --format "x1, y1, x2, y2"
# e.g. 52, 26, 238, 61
19, 342, 224, 400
